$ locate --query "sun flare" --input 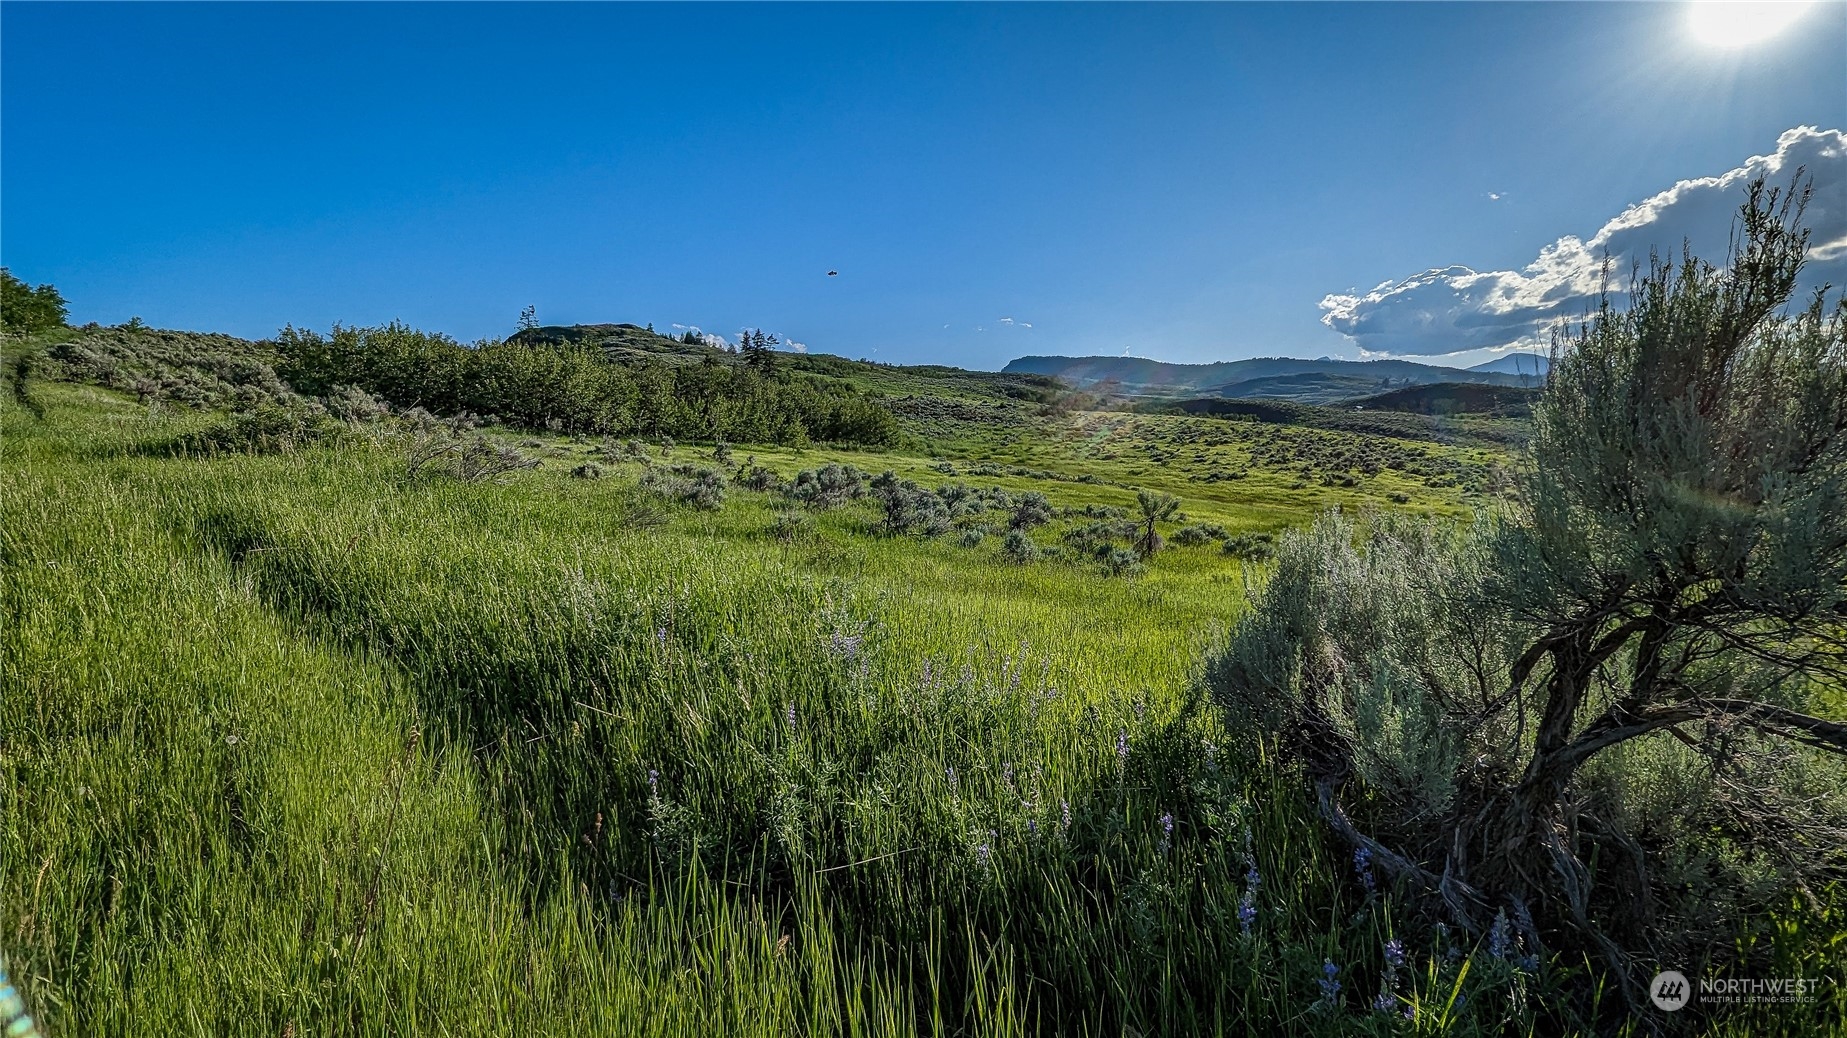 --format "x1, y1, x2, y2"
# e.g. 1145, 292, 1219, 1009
1687, 1, 1814, 48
